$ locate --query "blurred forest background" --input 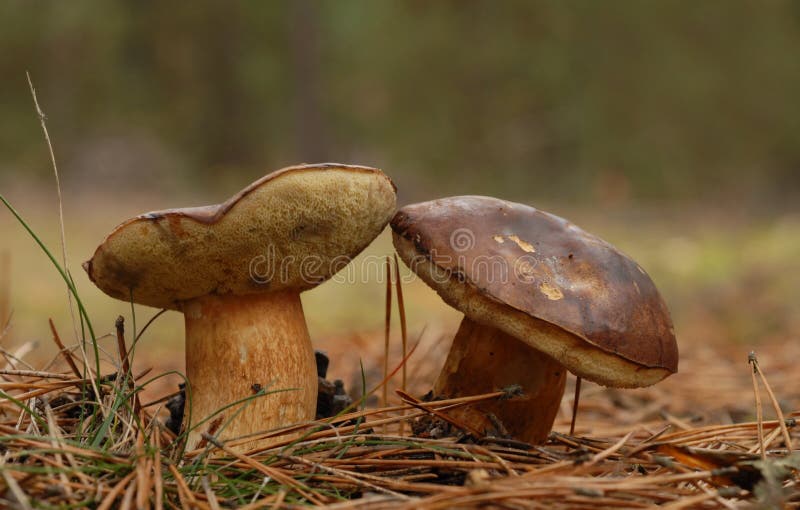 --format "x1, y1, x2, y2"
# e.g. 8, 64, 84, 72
1, 1, 799, 398
2, 0, 800, 205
